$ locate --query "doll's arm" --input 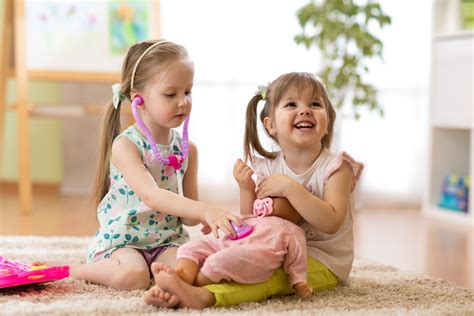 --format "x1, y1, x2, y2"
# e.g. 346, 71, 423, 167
283, 230, 313, 298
